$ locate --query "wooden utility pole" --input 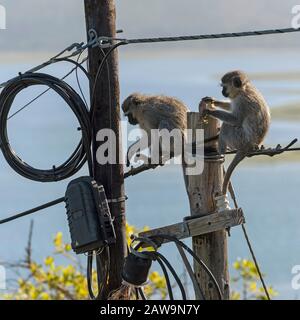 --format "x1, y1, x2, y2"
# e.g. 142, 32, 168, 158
84, 1, 127, 299
185, 113, 229, 300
